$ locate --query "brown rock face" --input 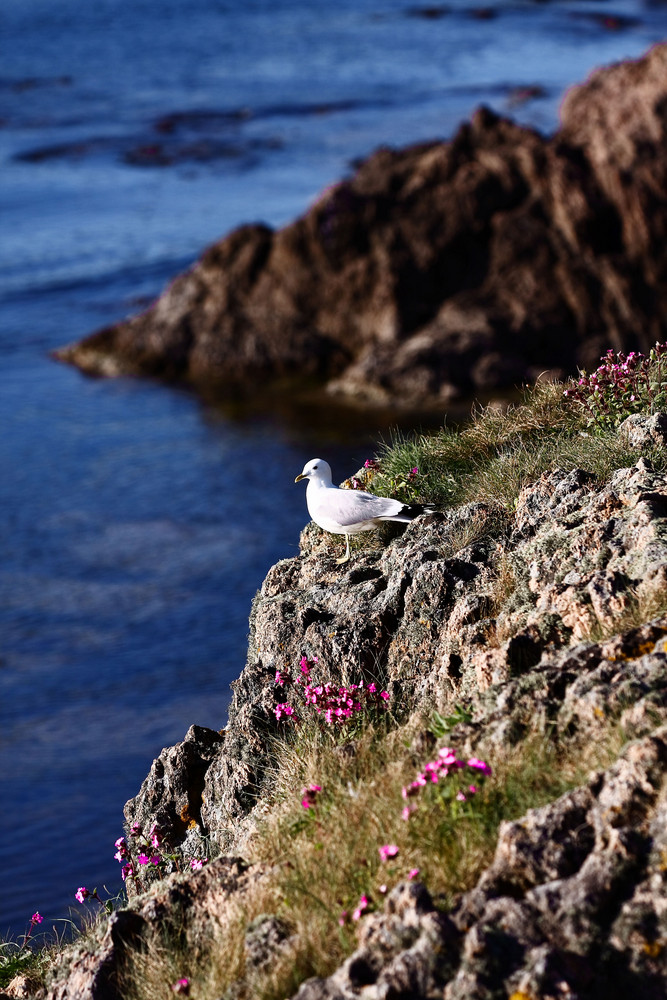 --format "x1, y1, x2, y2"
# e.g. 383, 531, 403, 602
56, 45, 667, 408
